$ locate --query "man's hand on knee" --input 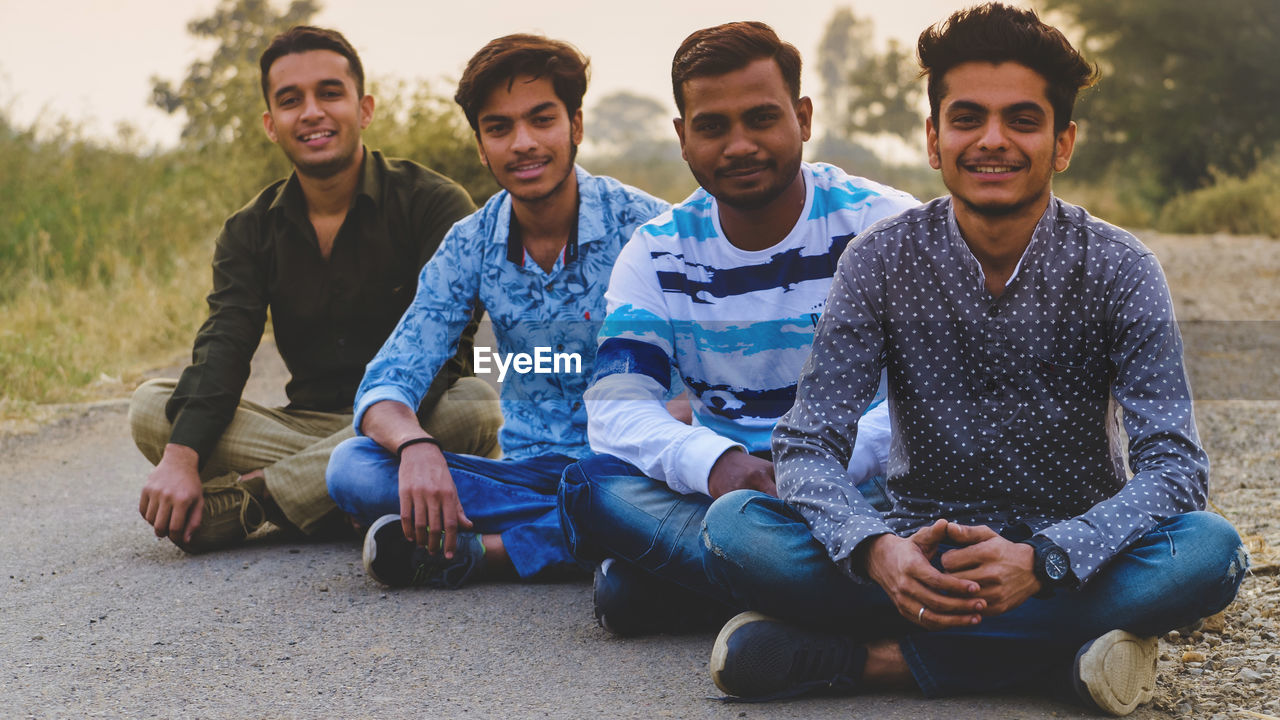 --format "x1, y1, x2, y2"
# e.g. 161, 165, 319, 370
708, 449, 776, 498
139, 443, 204, 544
863, 520, 985, 630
